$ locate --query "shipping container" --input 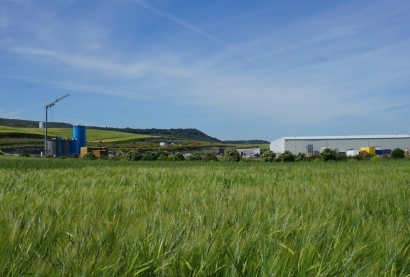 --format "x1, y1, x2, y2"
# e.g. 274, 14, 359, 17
375, 149, 391, 156
360, 147, 376, 155
347, 150, 360, 157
